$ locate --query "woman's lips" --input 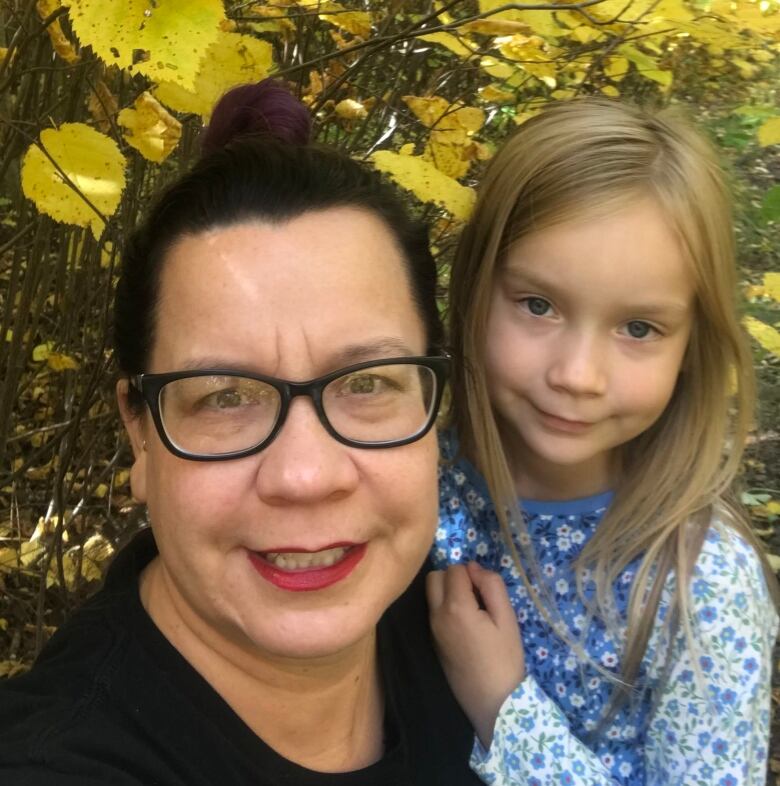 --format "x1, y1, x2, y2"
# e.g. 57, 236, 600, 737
248, 543, 367, 592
